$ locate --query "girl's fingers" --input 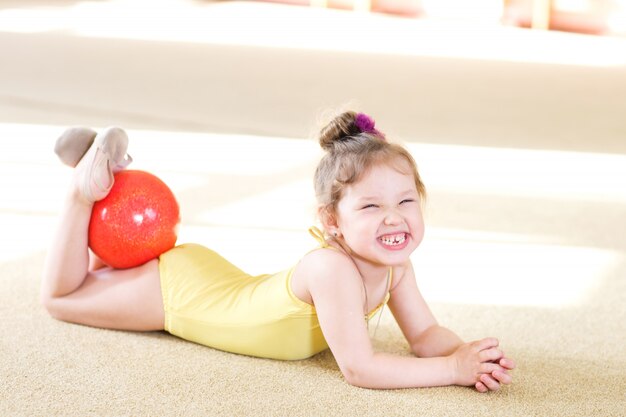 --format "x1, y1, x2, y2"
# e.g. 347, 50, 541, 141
474, 337, 499, 351
480, 373, 501, 391
480, 362, 507, 375
500, 357, 516, 370
492, 370, 513, 385
479, 347, 504, 362
475, 381, 488, 393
